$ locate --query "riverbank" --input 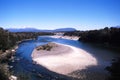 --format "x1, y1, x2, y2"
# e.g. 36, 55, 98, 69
0, 45, 18, 80
31, 42, 97, 75
50, 35, 79, 40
